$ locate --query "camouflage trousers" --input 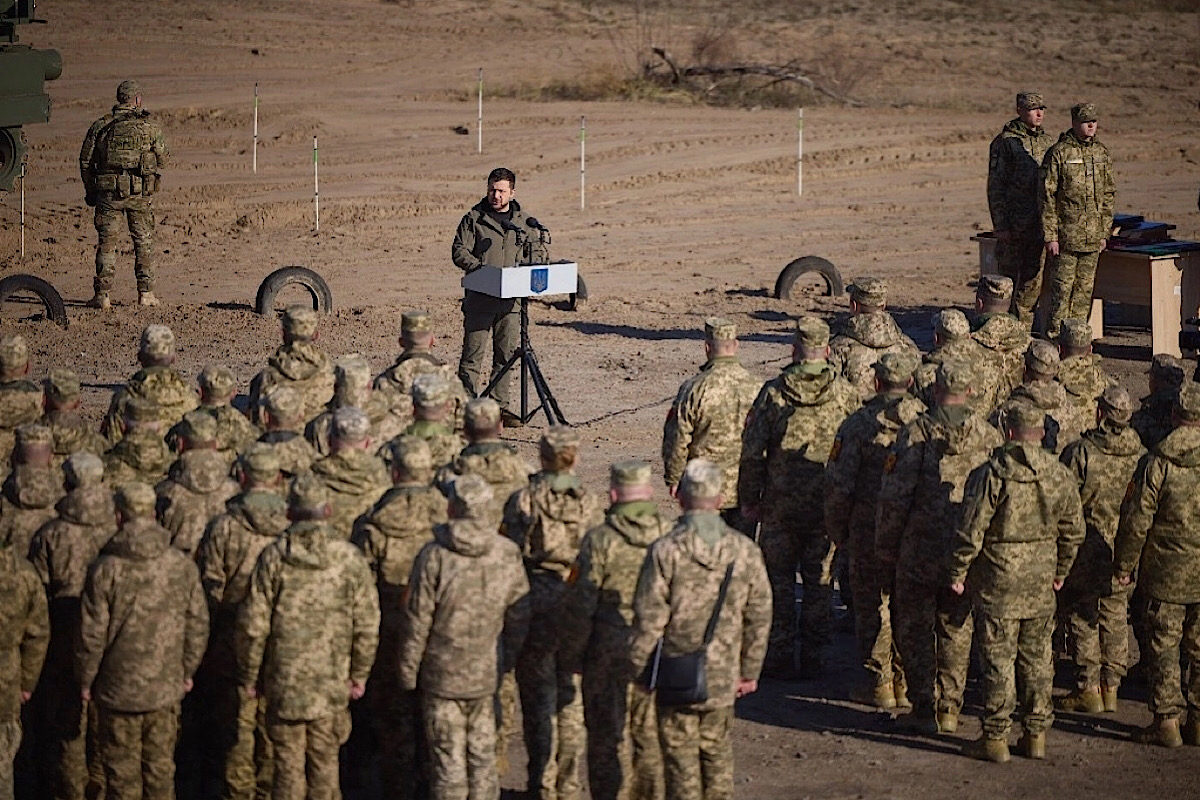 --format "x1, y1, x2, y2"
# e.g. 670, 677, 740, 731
495, 670, 518, 776
1062, 580, 1132, 691
42, 689, 103, 800
977, 613, 1054, 739
847, 542, 900, 688
94, 195, 155, 293
996, 233, 1045, 326
1144, 599, 1200, 718
1045, 248, 1100, 338
1, 716, 19, 800
891, 575, 974, 717
422, 693, 497, 800
222, 688, 273, 800
516, 645, 584, 800
370, 683, 421, 800
96, 705, 179, 800
758, 526, 835, 673
459, 309, 519, 411
266, 709, 350, 800
581, 627, 663, 800
657, 705, 733, 800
